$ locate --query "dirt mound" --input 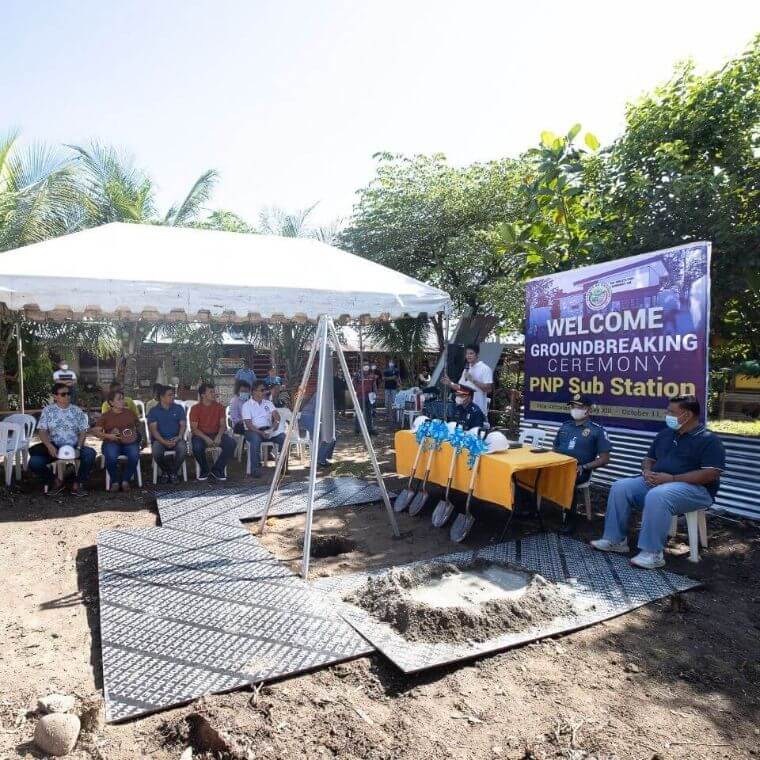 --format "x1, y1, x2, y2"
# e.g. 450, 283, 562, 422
345, 559, 578, 644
